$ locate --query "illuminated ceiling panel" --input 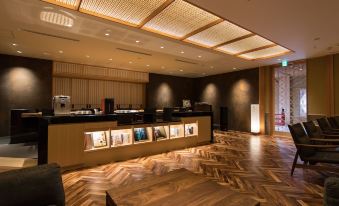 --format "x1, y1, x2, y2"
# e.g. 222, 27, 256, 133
42, 0, 80, 10
142, 0, 220, 39
41, 0, 292, 60
215, 35, 274, 55
185, 21, 252, 48
239, 46, 290, 60
79, 0, 168, 27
